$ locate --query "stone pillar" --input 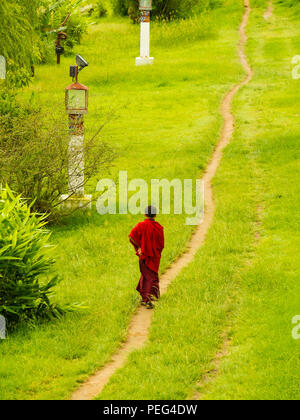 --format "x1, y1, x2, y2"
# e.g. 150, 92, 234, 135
61, 114, 92, 209
68, 115, 85, 196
